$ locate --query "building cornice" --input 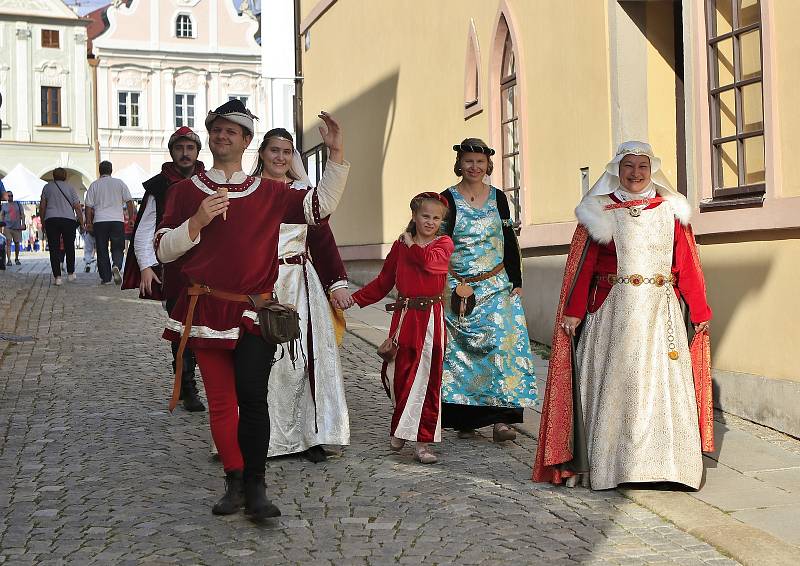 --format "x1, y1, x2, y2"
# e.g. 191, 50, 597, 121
0, 14, 90, 27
